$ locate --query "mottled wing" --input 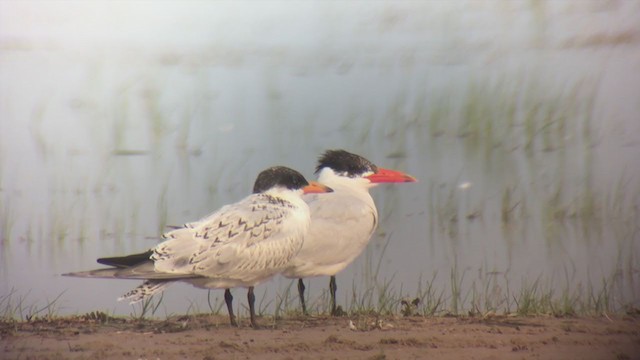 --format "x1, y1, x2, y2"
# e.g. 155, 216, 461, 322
152, 193, 306, 281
